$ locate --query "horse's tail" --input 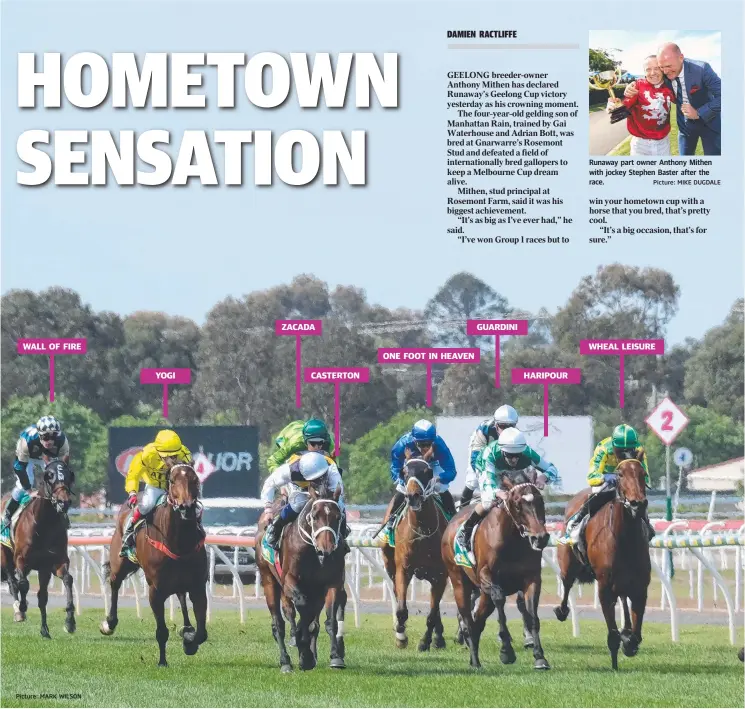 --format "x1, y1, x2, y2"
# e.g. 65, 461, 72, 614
102, 561, 111, 582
